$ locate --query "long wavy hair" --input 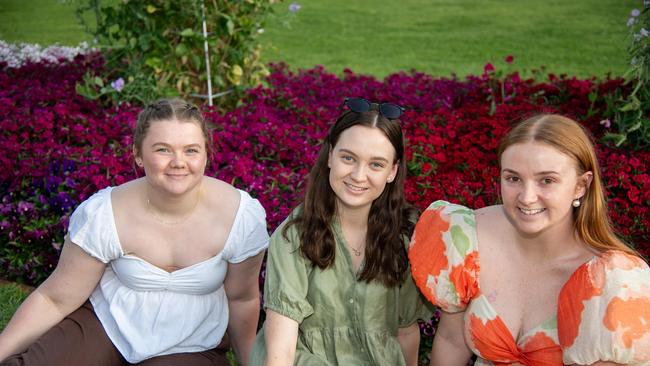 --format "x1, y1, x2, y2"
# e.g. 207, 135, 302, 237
497, 114, 639, 257
284, 109, 417, 287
